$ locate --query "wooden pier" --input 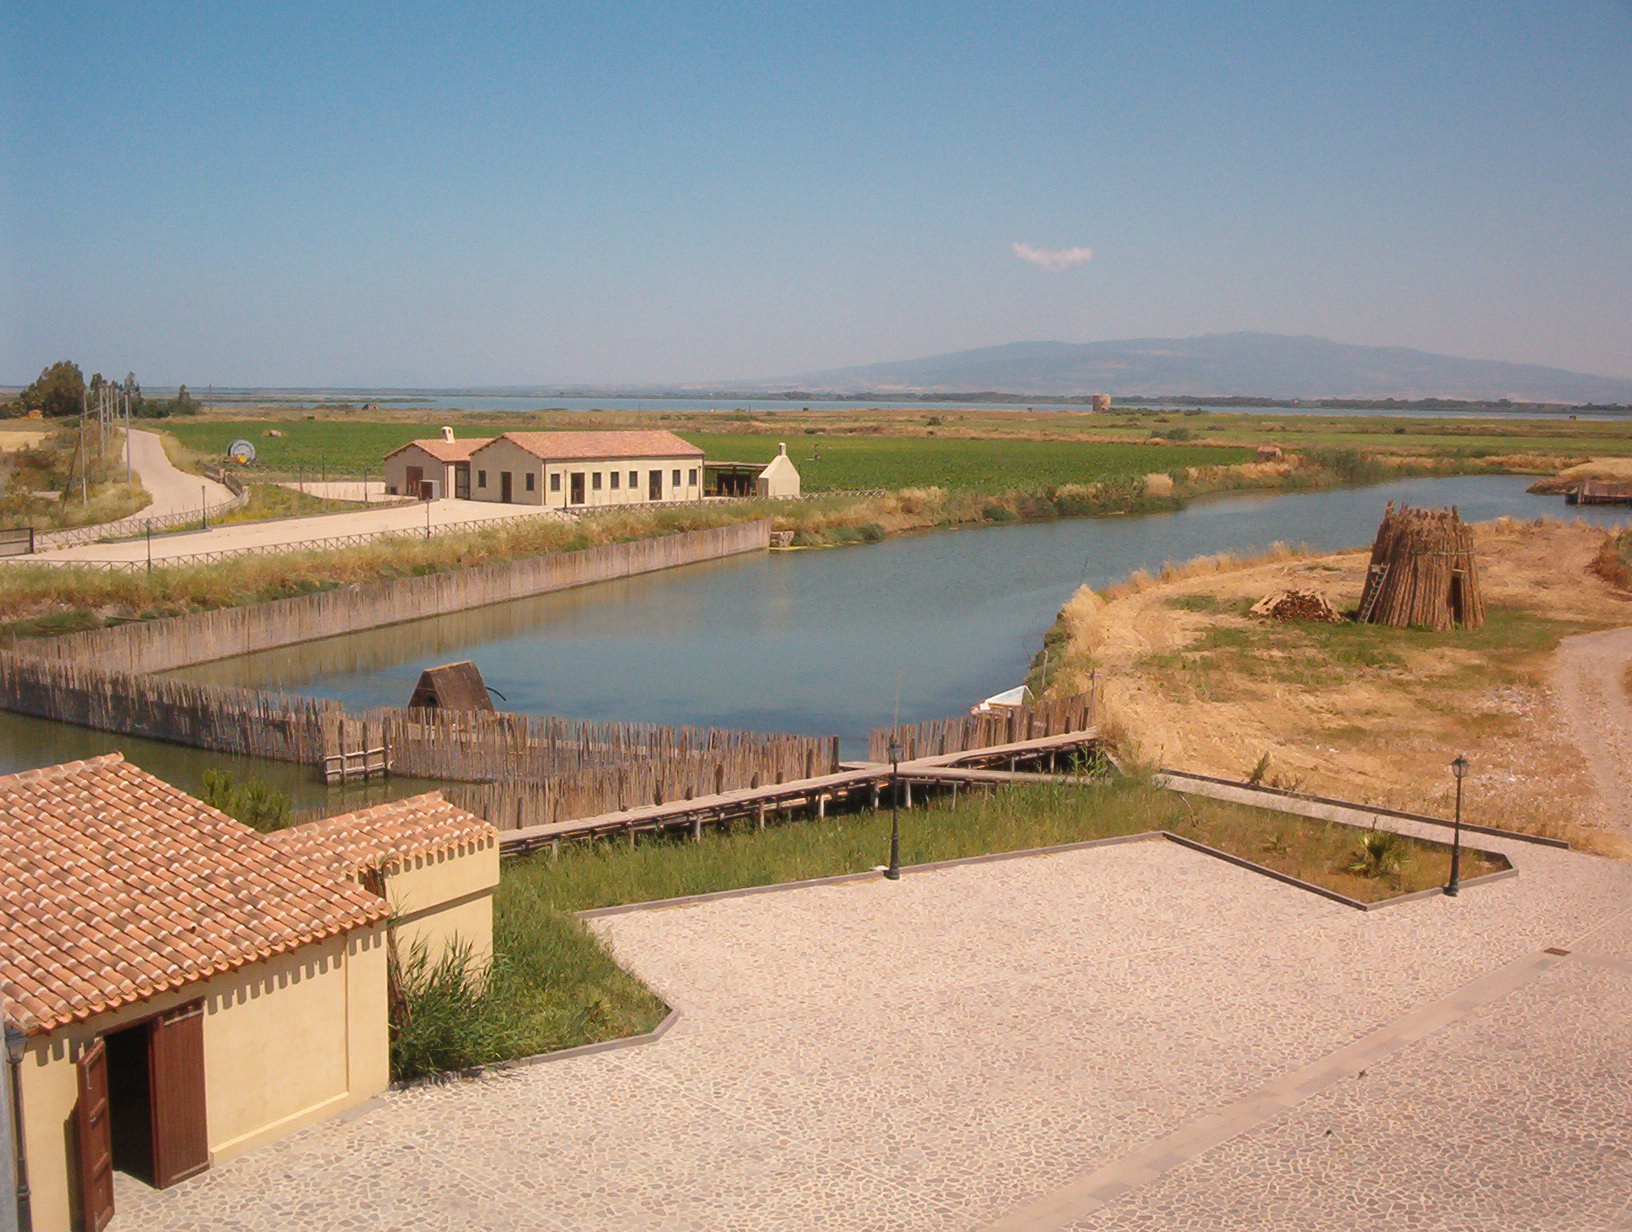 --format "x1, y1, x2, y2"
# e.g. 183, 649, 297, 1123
499, 728, 1100, 856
